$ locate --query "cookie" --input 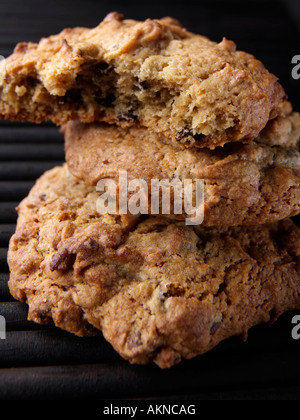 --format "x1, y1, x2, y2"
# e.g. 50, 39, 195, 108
64, 109, 300, 226
8, 165, 300, 368
0, 12, 285, 148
